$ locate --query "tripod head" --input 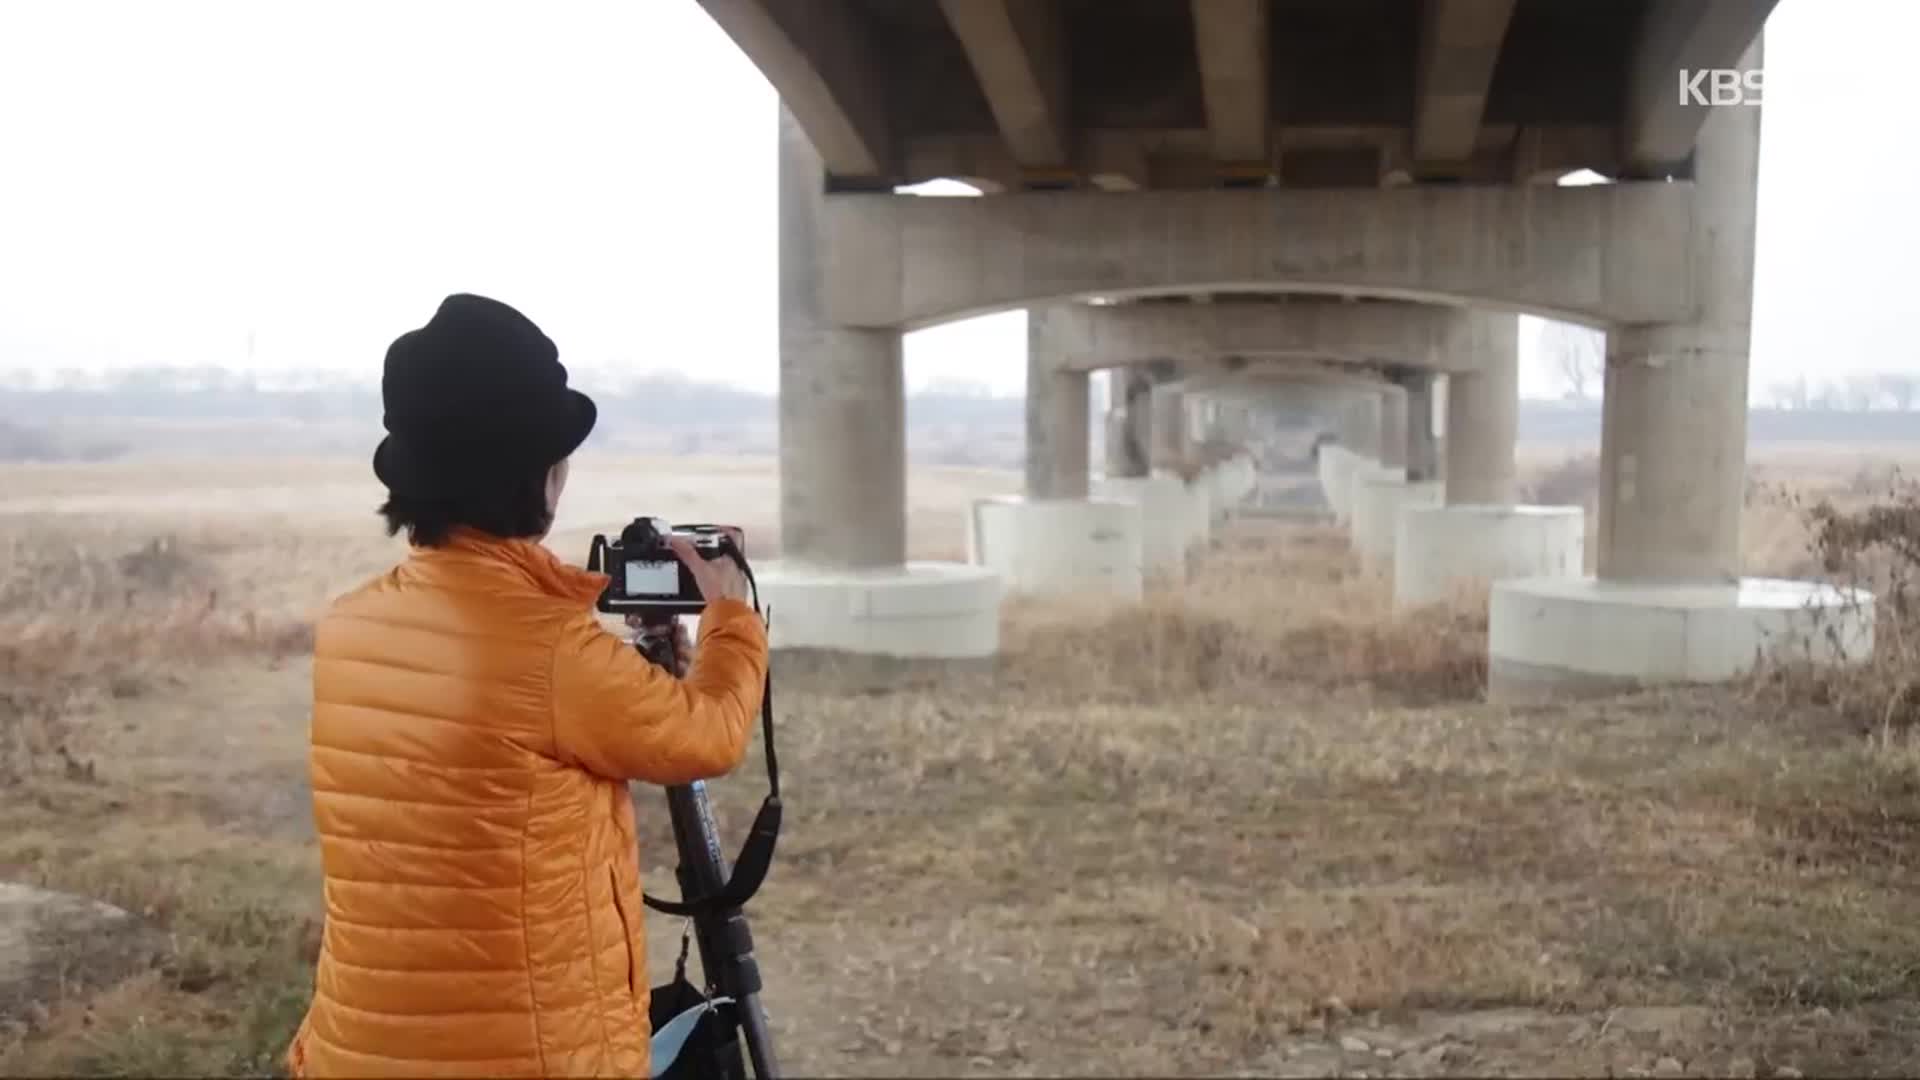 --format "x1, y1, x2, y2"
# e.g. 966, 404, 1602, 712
628, 612, 681, 672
